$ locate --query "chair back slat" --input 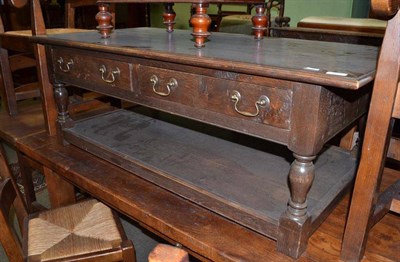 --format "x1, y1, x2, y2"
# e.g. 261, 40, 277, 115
30, 0, 46, 36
